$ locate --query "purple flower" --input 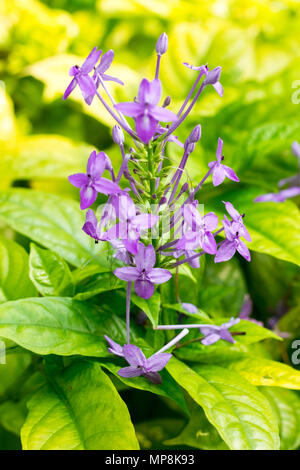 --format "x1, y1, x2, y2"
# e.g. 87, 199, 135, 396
215, 215, 251, 263
104, 337, 172, 384
115, 79, 177, 143
93, 49, 124, 86
199, 318, 240, 345
103, 194, 159, 254
63, 47, 102, 105
223, 201, 251, 242
208, 138, 239, 187
68, 151, 122, 210
177, 203, 218, 255
254, 187, 300, 203
114, 243, 172, 299
82, 209, 103, 241
118, 344, 171, 384
183, 63, 223, 97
